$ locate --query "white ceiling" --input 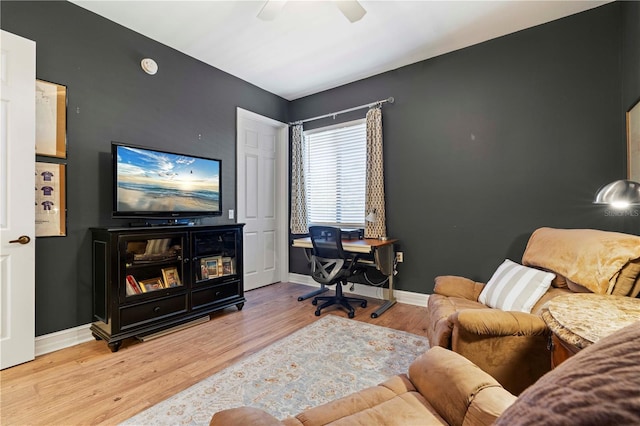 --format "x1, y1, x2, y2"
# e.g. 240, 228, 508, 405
70, 0, 610, 101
